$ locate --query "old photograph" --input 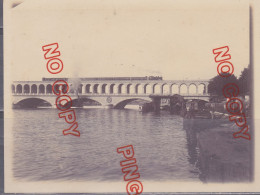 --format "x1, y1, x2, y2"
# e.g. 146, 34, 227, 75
4, 0, 257, 193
